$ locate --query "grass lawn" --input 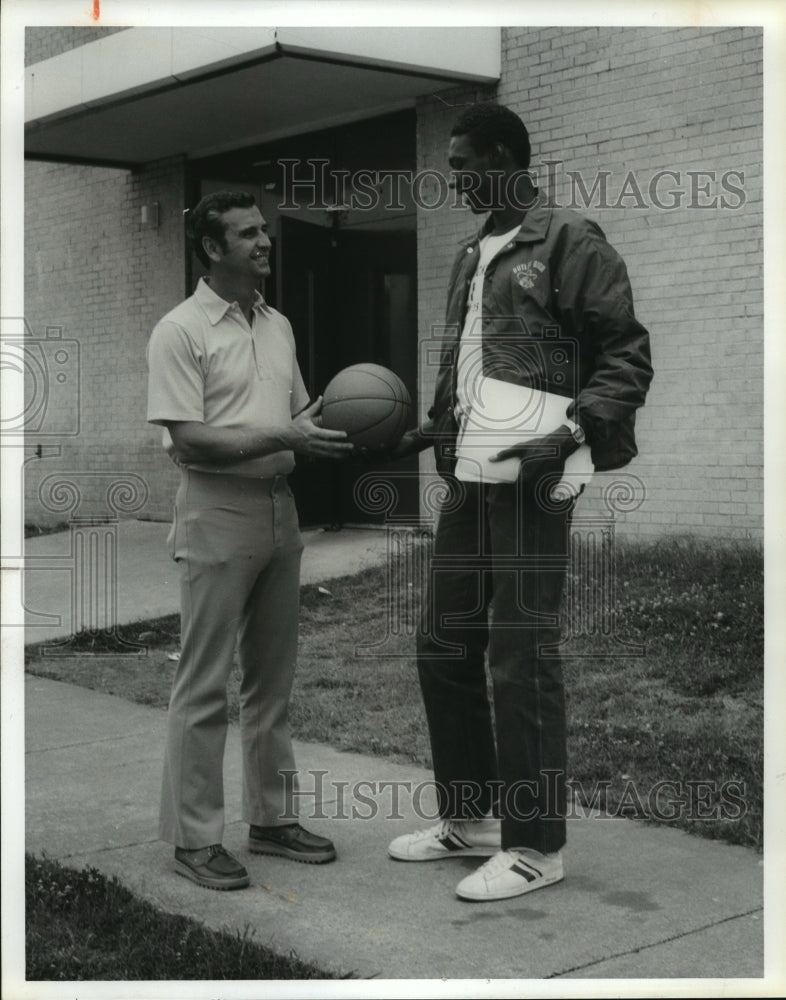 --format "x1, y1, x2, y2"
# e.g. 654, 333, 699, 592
25, 854, 349, 981
26, 534, 763, 850
23, 533, 763, 981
